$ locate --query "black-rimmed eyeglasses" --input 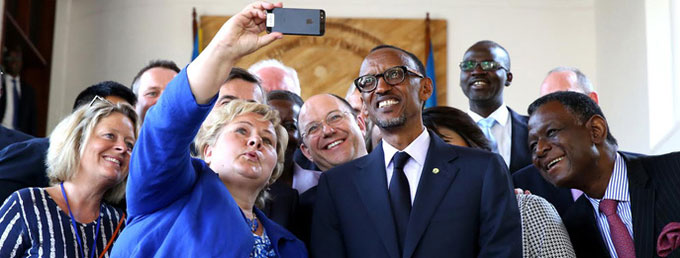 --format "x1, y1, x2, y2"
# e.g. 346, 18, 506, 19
353, 66, 424, 93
